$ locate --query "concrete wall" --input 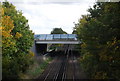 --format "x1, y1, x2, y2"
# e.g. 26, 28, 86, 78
31, 41, 79, 55
30, 41, 37, 55
31, 41, 47, 55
